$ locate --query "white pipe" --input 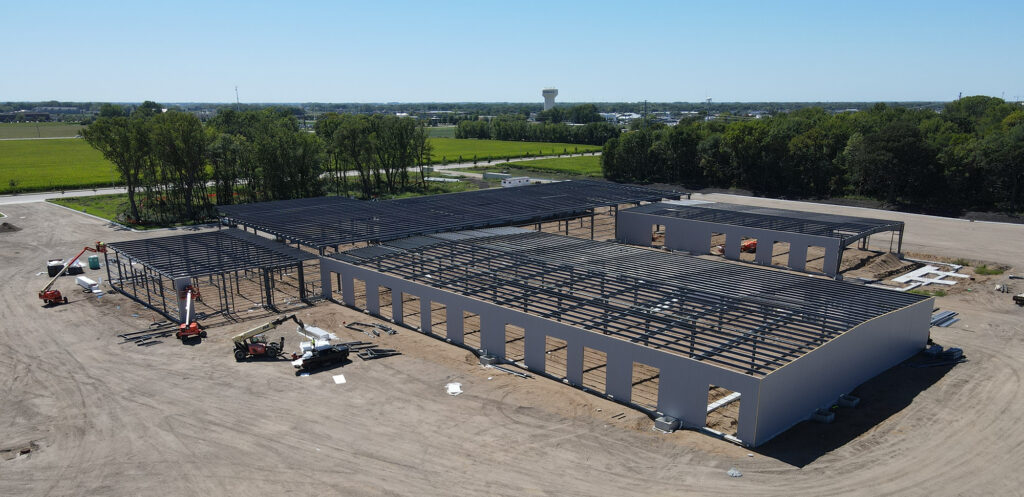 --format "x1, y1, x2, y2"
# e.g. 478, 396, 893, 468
707, 391, 742, 413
